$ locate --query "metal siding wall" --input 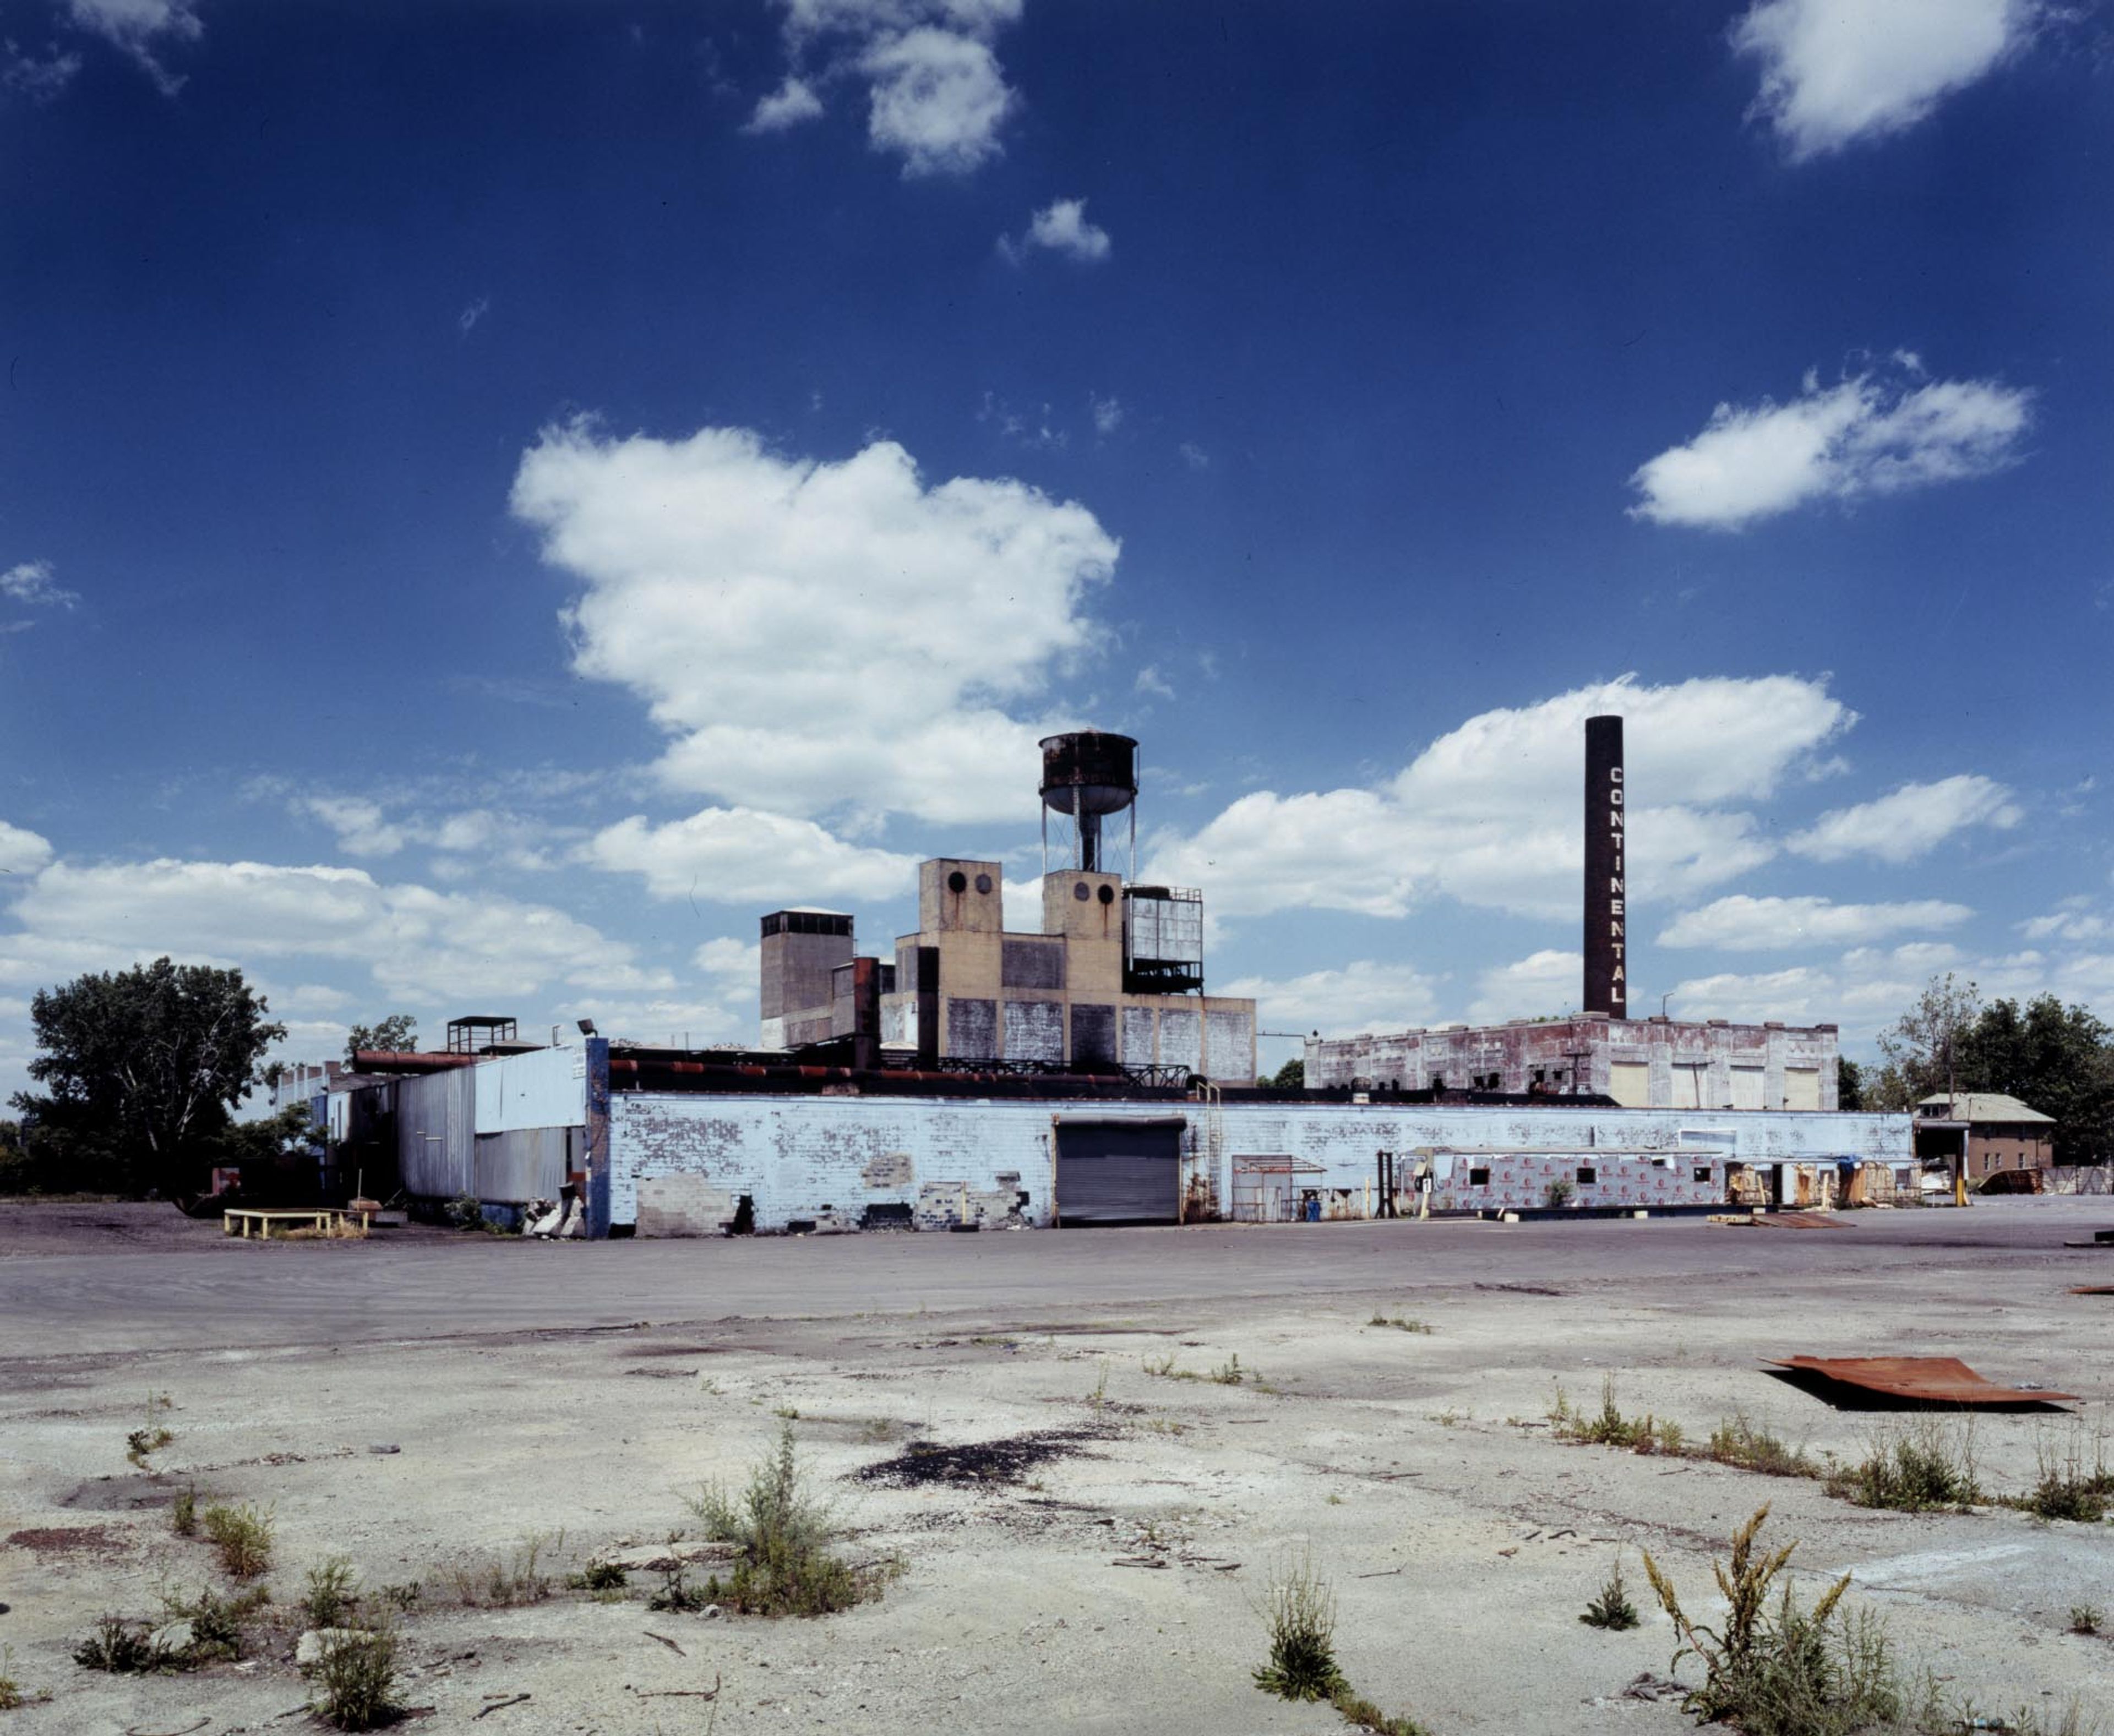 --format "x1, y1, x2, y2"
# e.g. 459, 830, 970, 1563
398, 1069, 475, 1199
473, 1128, 569, 1202
475, 1049, 587, 1134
